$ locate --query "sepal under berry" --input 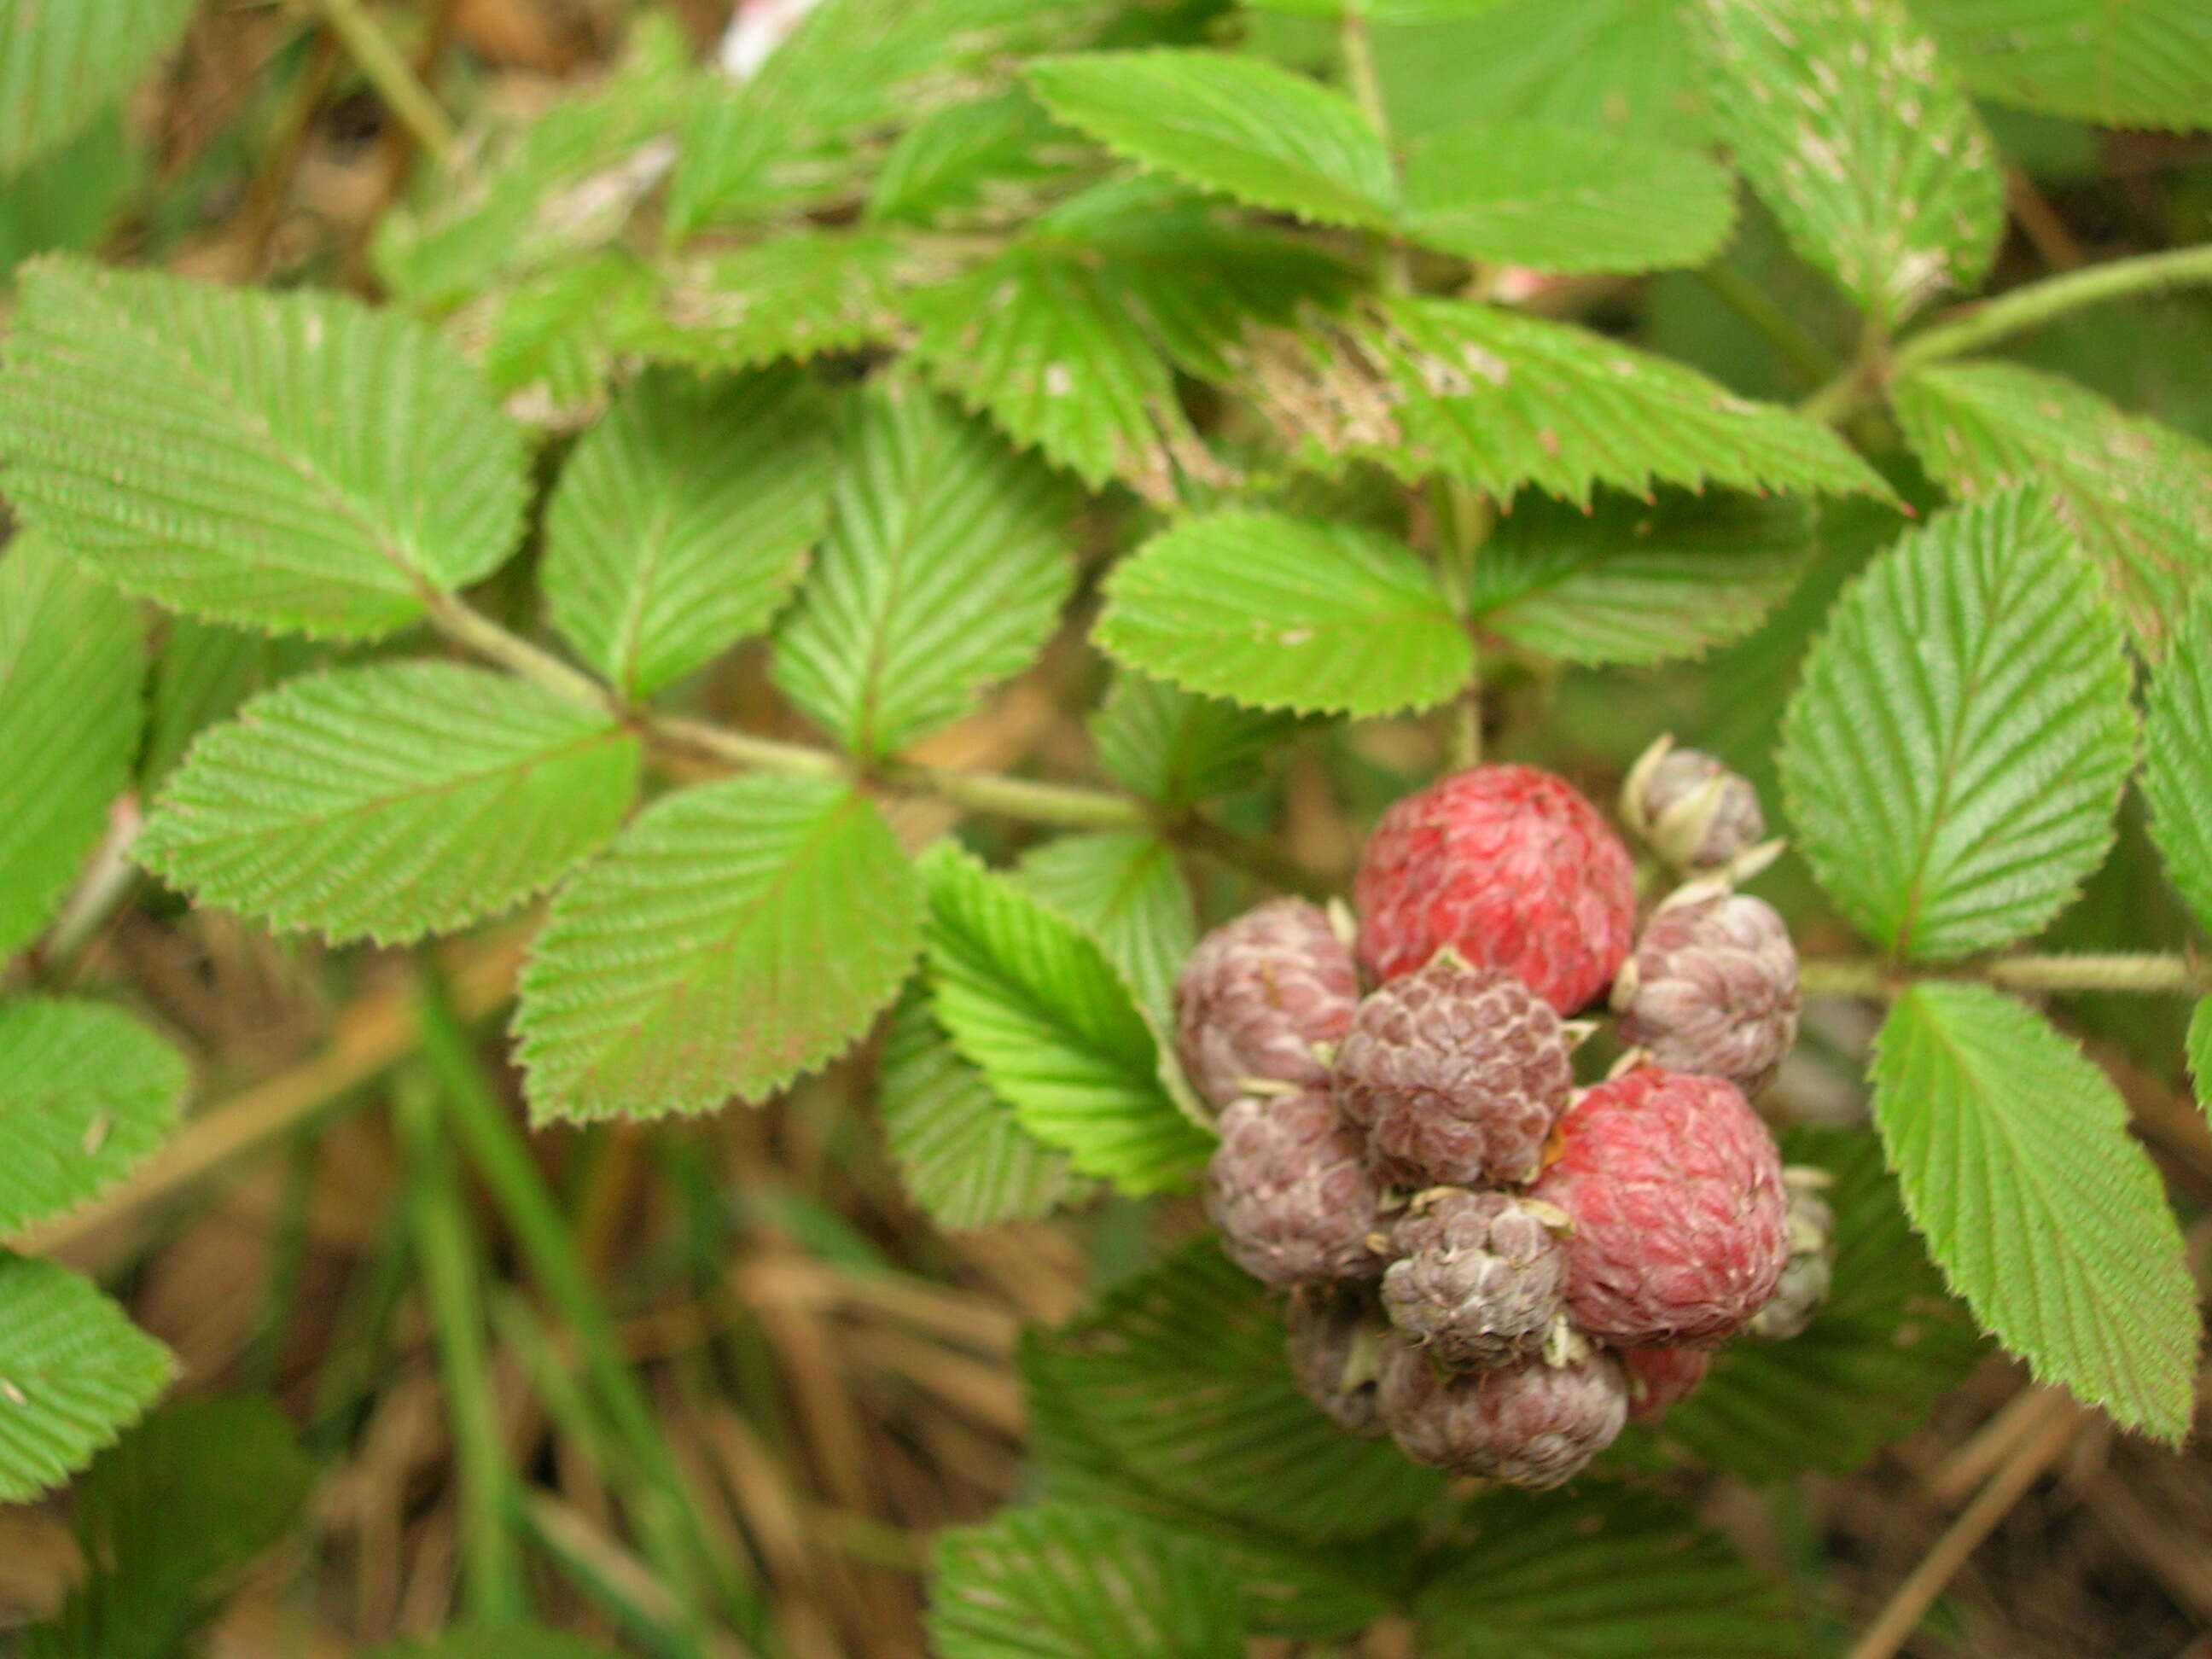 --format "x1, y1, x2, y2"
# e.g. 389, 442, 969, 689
1621, 736, 1767, 874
